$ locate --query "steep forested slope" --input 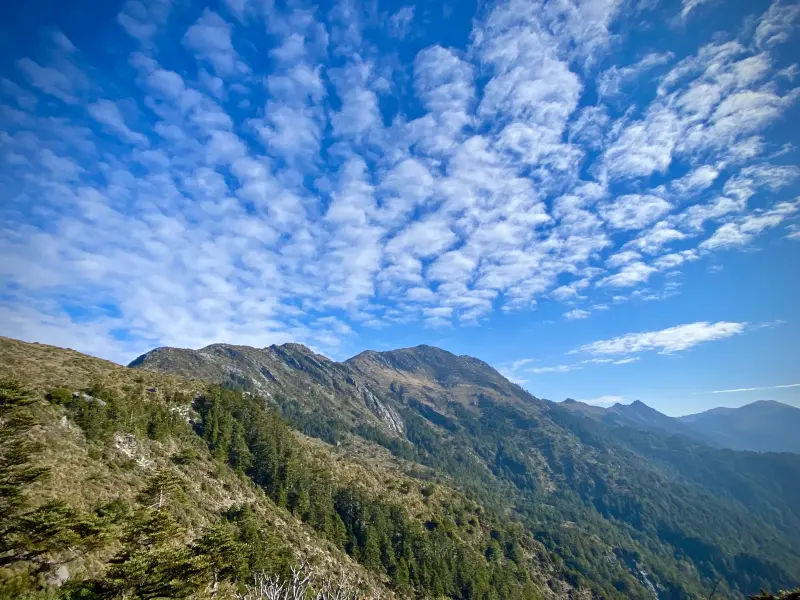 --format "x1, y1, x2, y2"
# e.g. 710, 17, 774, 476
133, 341, 800, 599
0, 337, 575, 600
